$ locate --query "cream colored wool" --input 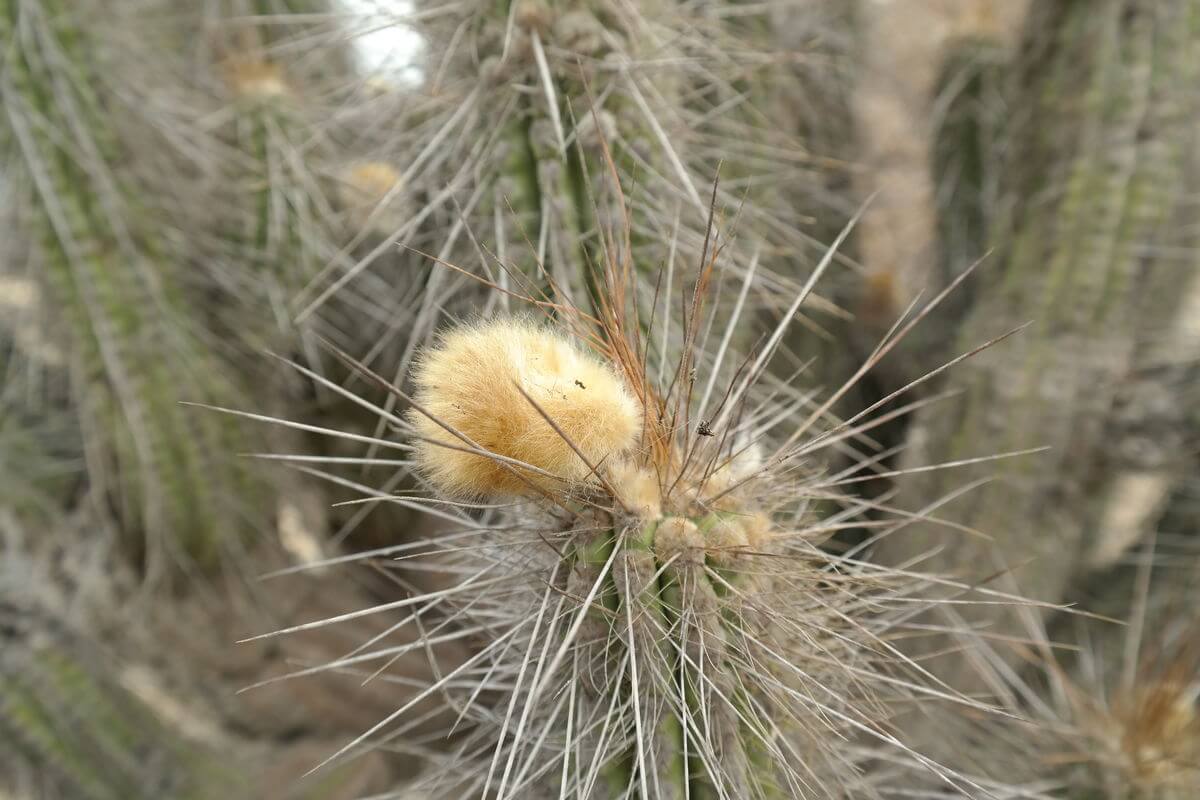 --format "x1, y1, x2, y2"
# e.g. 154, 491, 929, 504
606, 460, 662, 518
409, 318, 642, 497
